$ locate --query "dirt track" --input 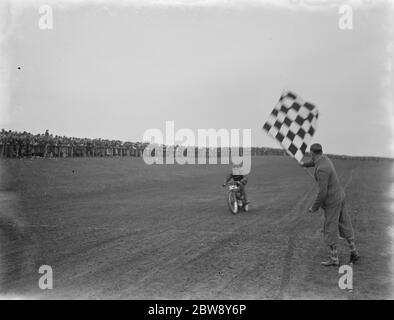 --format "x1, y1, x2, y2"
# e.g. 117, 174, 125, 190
0, 156, 393, 299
